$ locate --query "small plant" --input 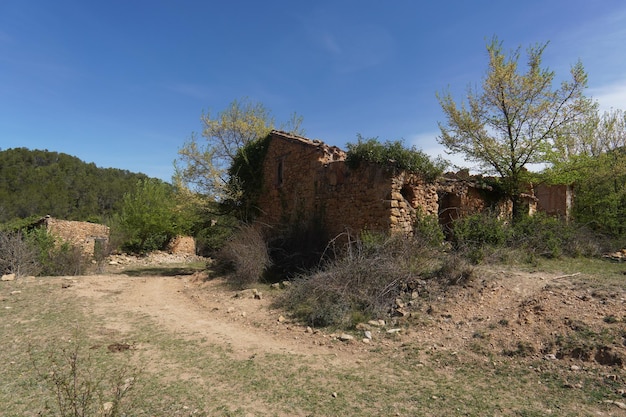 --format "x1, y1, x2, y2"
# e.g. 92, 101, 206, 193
451, 212, 509, 250
413, 209, 445, 247
503, 341, 536, 357
436, 254, 474, 286
29, 333, 140, 417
